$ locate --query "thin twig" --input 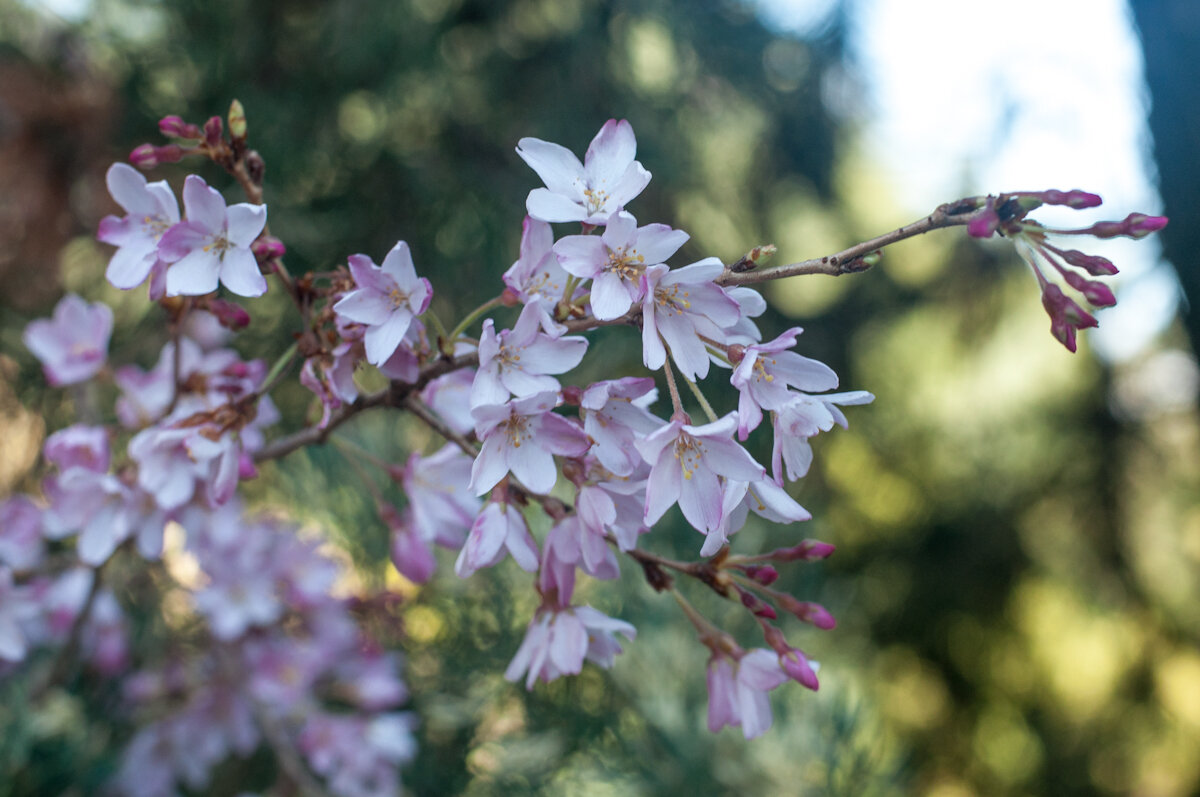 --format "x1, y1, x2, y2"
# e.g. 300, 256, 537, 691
715, 198, 977, 286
